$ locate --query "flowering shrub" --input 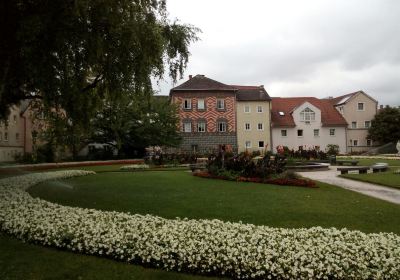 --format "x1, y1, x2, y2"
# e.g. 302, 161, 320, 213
1, 171, 400, 279
120, 164, 150, 171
